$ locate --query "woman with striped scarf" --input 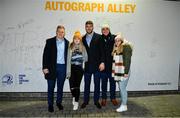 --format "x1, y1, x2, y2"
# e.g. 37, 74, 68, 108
112, 33, 133, 112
